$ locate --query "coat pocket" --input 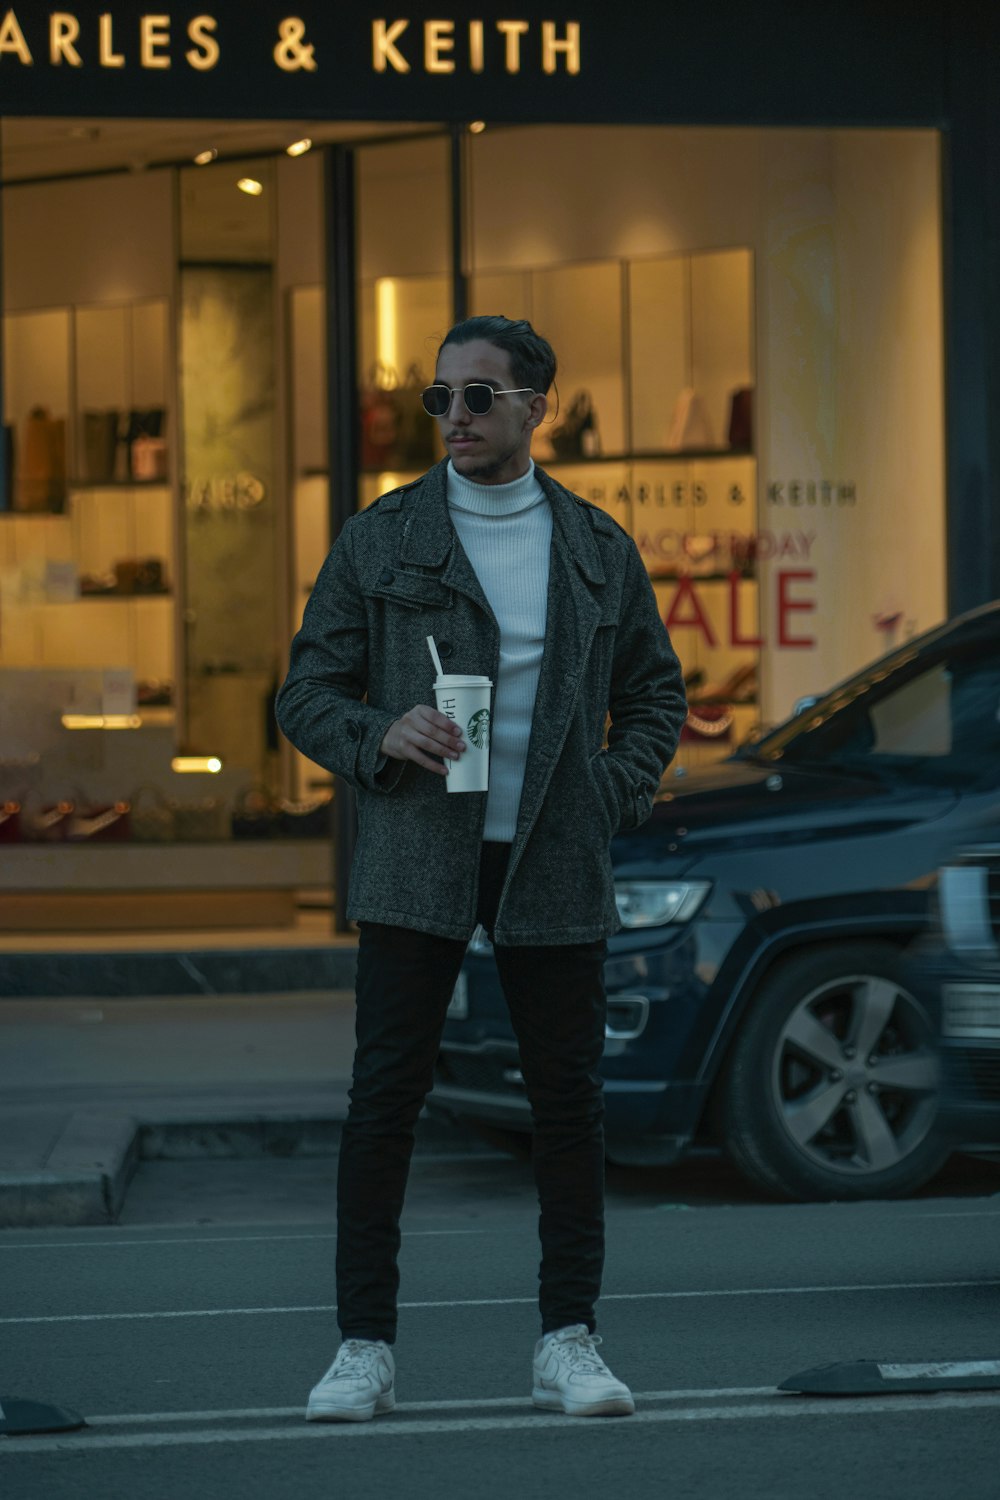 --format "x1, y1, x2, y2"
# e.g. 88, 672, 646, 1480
587, 751, 621, 836
363, 569, 454, 611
